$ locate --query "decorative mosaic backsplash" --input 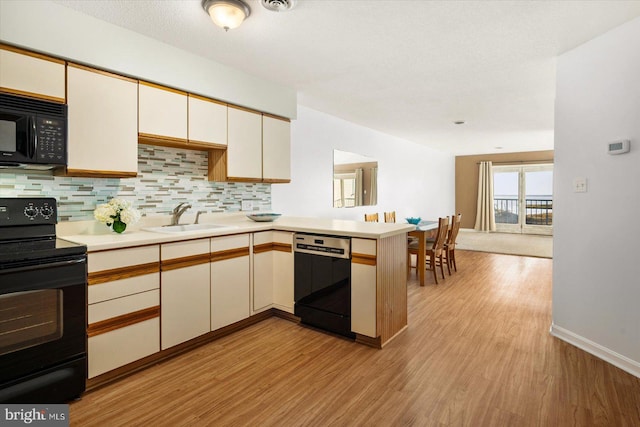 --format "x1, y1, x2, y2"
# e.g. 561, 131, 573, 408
0, 145, 271, 221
